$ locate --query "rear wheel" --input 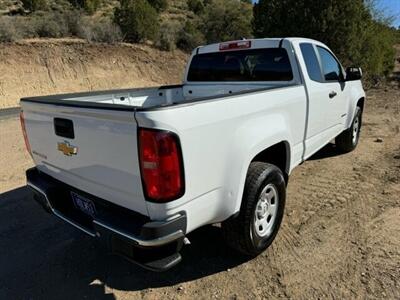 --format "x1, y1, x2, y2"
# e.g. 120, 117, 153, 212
221, 162, 286, 256
336, 106, 362, 153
